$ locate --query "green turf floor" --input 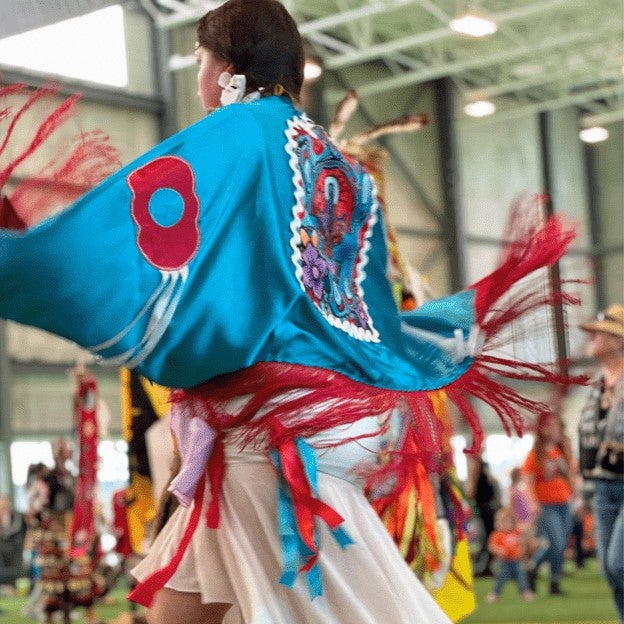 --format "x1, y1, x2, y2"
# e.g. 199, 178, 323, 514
0, 582, 140, 624
0, 557, 619, 623
463, 557, 620, 624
